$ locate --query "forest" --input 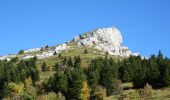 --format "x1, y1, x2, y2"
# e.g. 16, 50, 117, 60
0, 51, 170, 100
